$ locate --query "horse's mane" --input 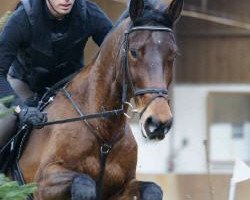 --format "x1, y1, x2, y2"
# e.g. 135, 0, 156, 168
114, 0, 173, 29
